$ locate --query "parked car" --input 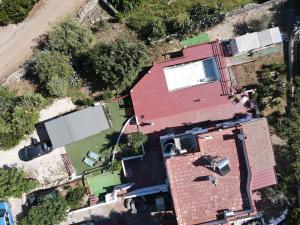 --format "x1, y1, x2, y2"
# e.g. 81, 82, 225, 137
0, 202, 14, 225
19, 142, 52, 161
